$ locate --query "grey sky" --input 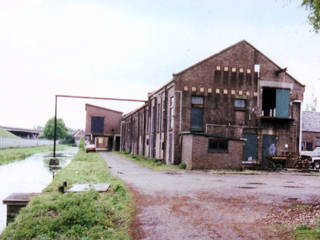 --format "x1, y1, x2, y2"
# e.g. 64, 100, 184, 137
0, 0, 319, 130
